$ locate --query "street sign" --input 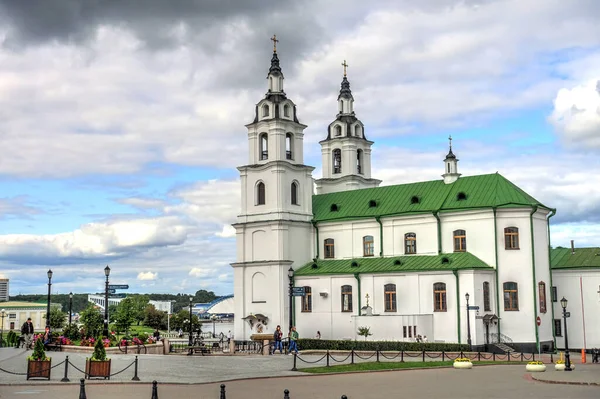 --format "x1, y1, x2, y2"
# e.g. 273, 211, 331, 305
110, 294, 127, 298
565, 312, 571, 318
468, 306, 479, 311
108, 284, 129, 290
536, 316, 541, 326
107, 289, 116, 294
292, 287, 306, 296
